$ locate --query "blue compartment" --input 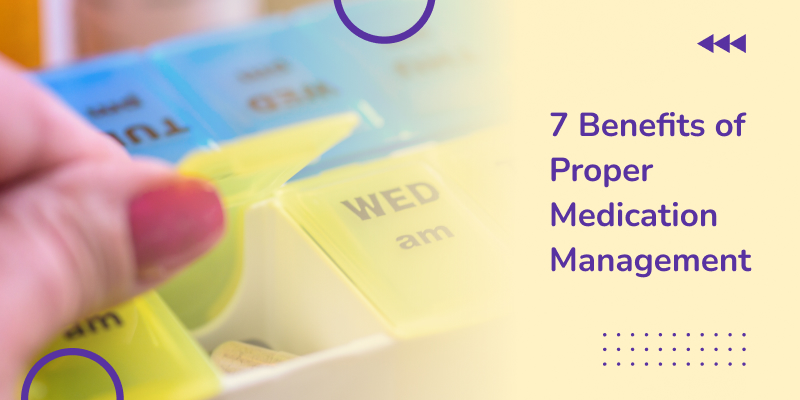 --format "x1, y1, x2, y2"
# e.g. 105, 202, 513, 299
303, 0, 504, 140
150, 20, 414, 173
36, 0, 503, 176
37, 52, 216, 164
